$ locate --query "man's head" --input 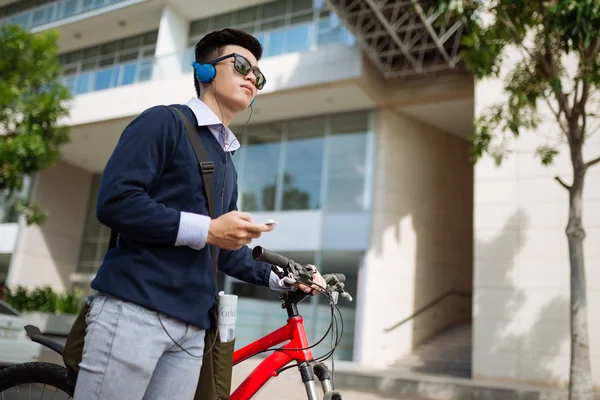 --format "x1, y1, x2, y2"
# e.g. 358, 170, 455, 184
193, 28, 264, 121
